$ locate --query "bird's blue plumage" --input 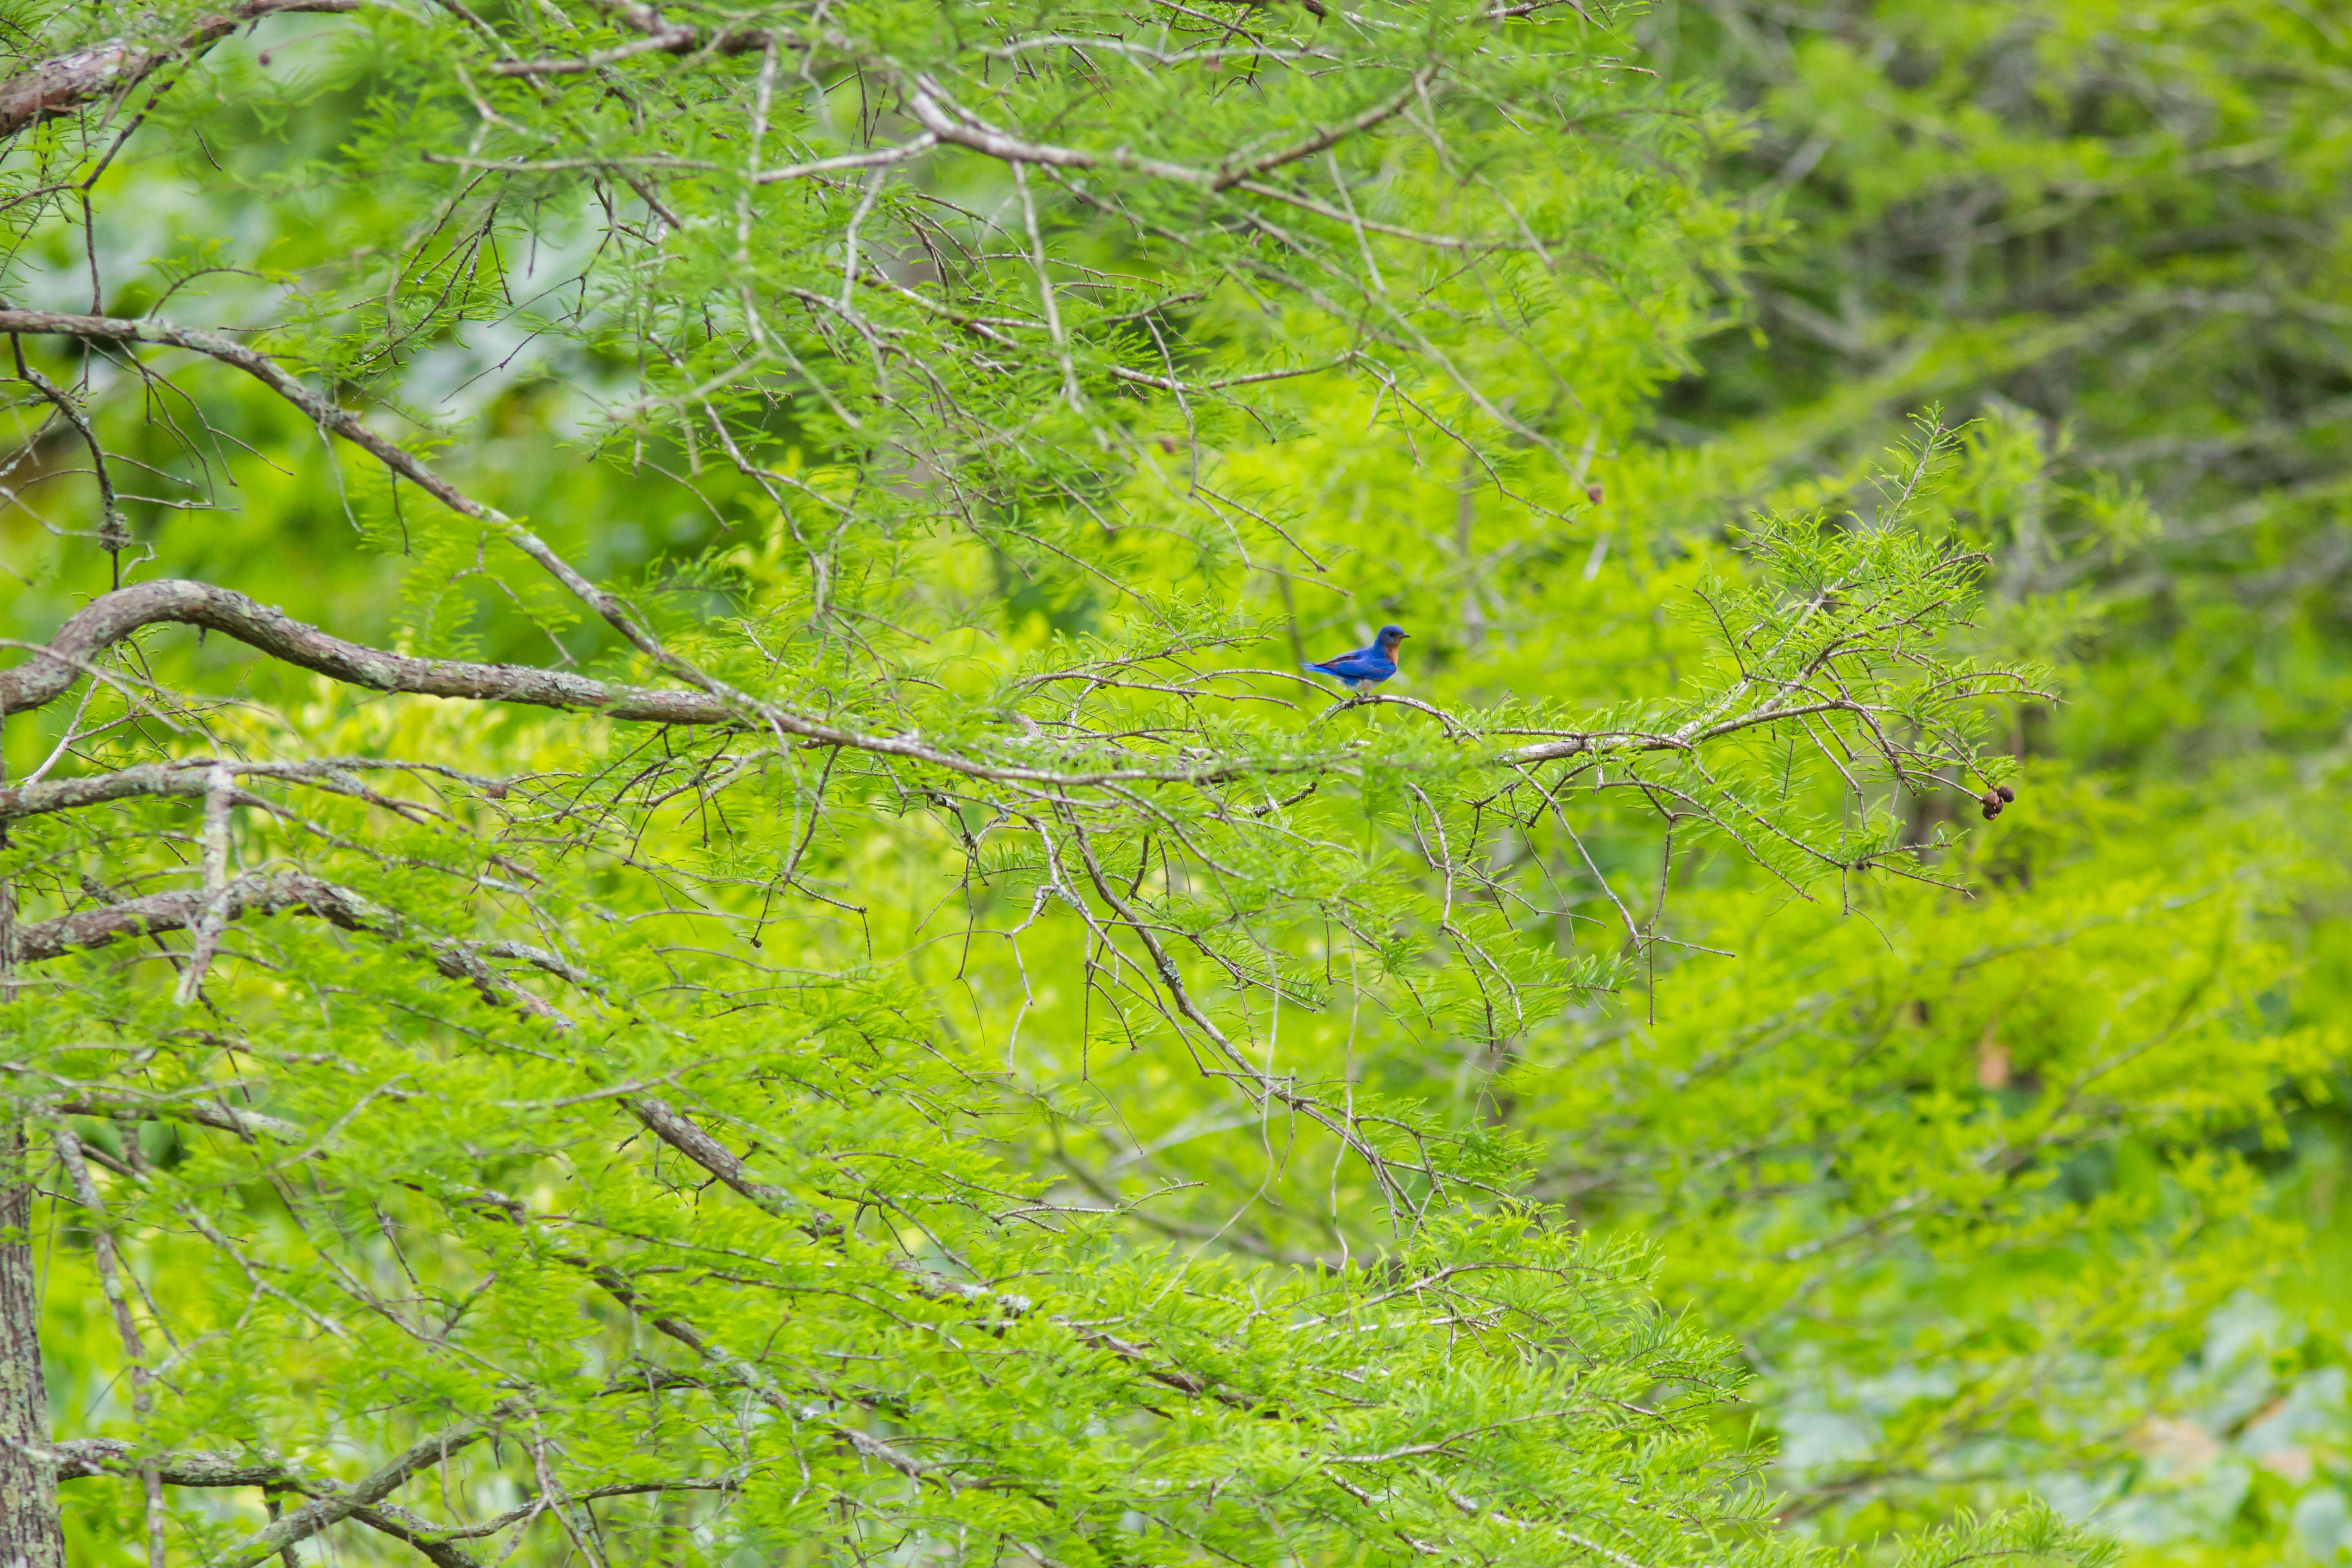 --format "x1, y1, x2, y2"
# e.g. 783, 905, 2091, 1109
1303, 624, 1410, 691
